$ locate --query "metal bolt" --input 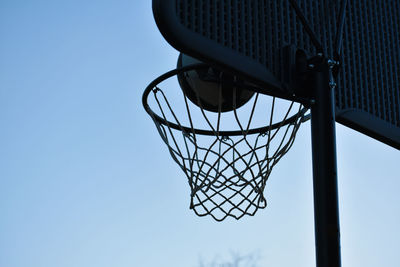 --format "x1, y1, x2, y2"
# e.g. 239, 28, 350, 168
329, 81, 337, 89
327, 59, 339, 68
